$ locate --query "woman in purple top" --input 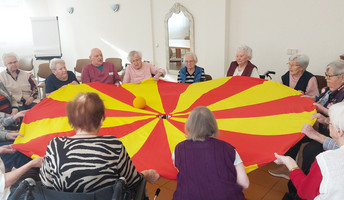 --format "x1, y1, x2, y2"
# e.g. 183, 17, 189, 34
172, 107, 249, 200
